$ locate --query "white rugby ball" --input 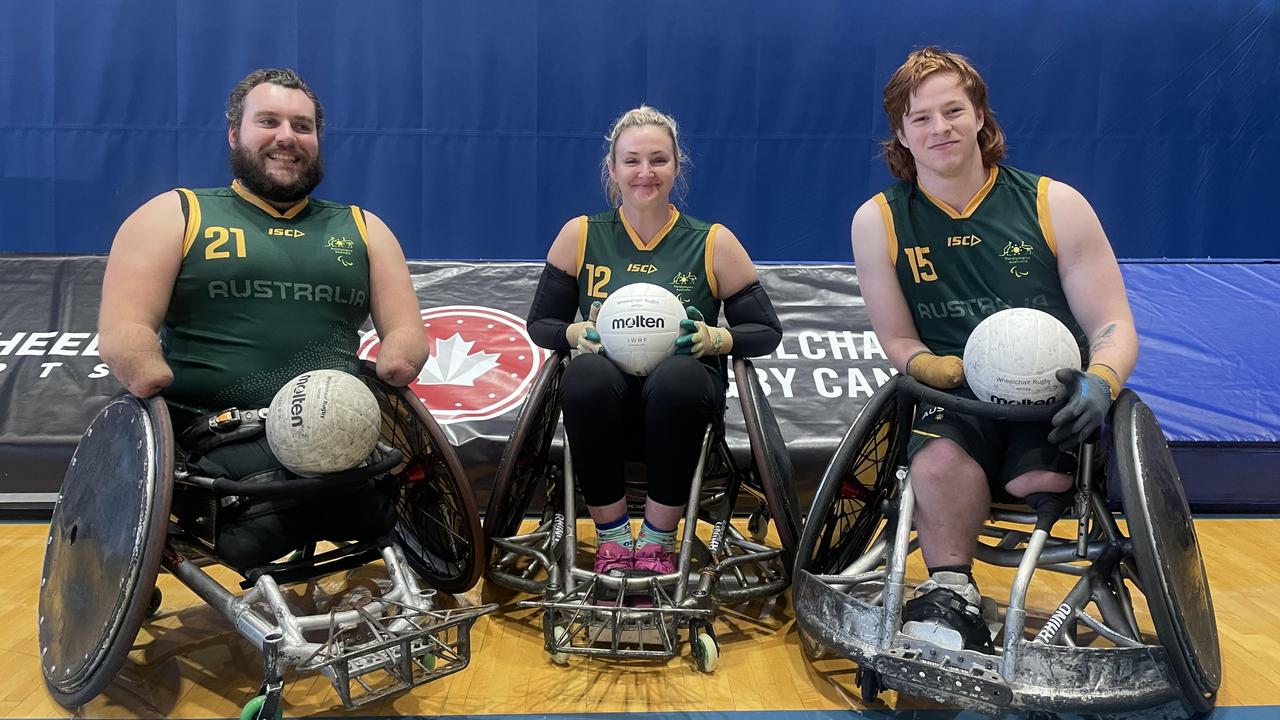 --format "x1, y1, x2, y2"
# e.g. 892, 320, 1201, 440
595, 283, 686, 376
963, 308, 1082, 405
266, 369, 381, 476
